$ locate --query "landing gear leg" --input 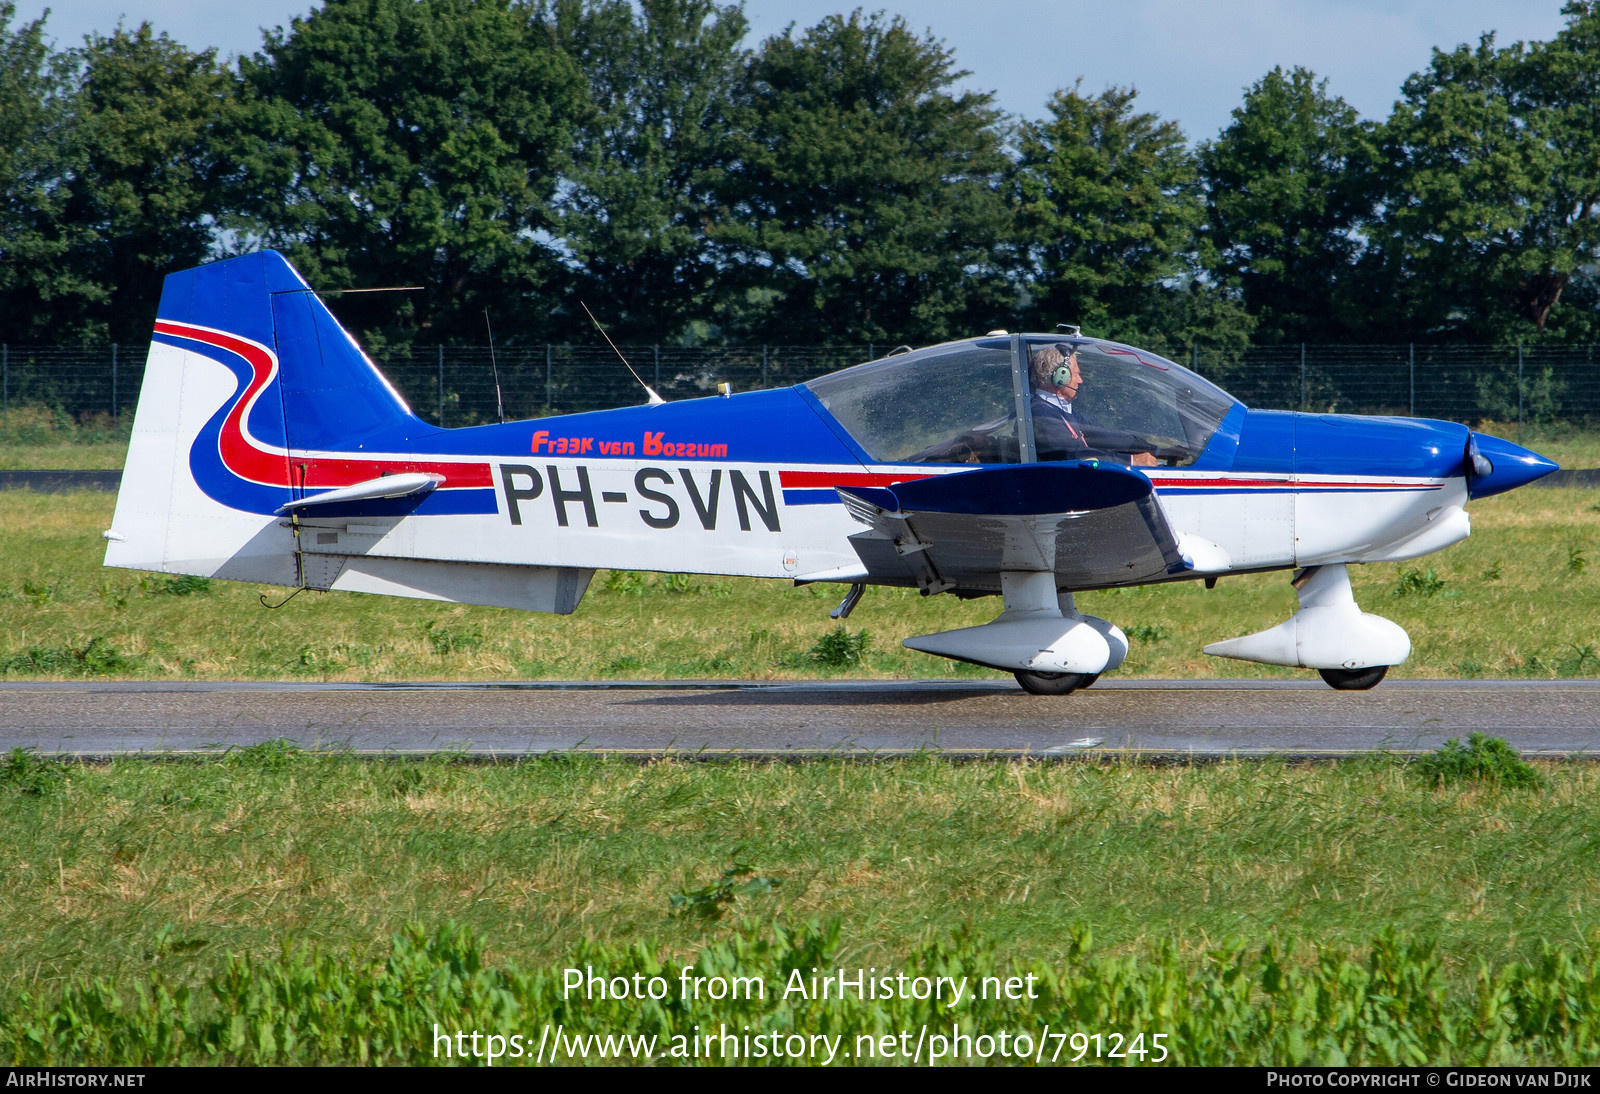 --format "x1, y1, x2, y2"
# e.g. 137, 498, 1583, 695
1205, 563, 1409, 690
